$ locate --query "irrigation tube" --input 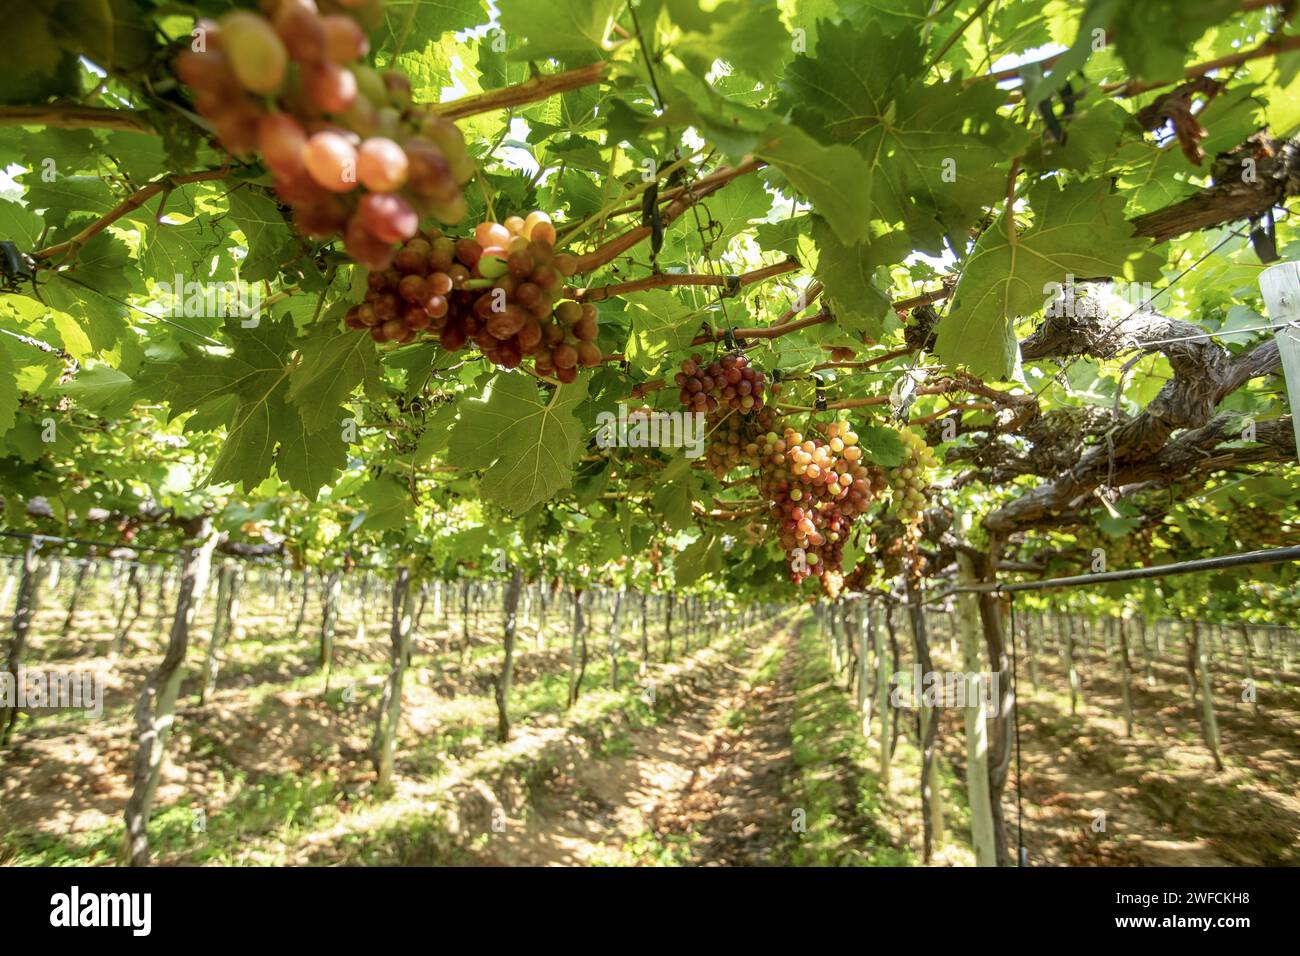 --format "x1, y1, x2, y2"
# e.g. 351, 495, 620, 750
952, 545, 1300, 594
